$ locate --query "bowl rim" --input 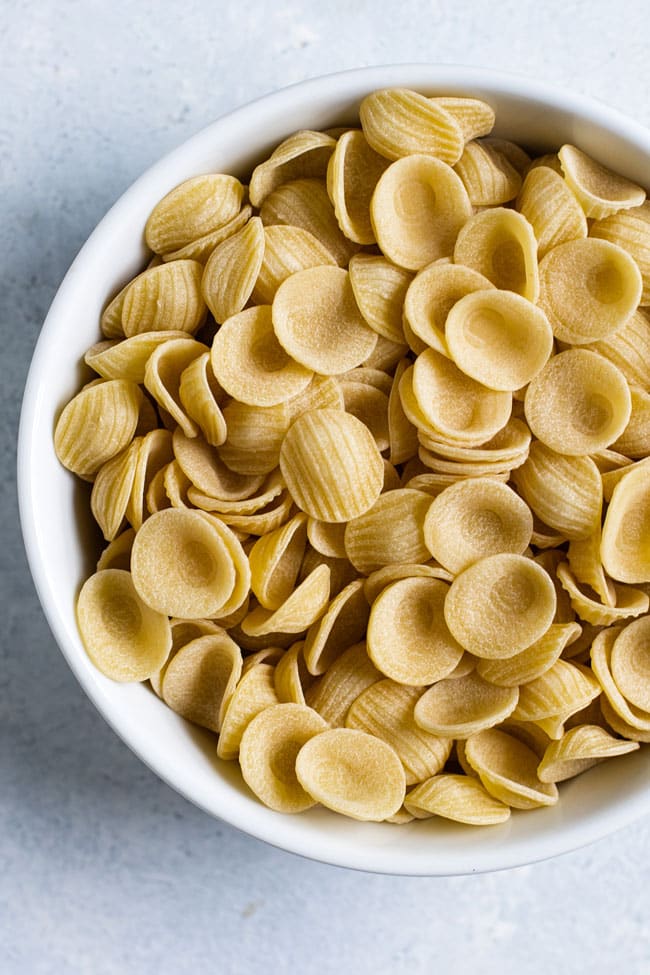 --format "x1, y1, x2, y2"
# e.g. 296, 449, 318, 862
17, 63, 650, 876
